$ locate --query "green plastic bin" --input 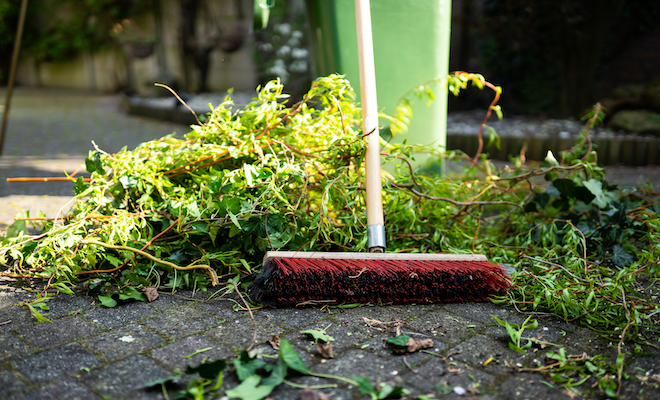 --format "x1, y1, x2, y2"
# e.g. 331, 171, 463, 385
305, 0, 451, 170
